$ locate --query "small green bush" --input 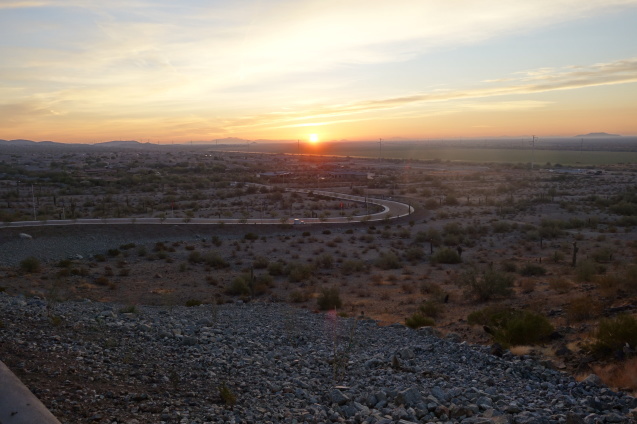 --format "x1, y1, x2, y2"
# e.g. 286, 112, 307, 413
57, 259, 72, 268
590, 314, 637, 358
253, 256, 269, 269
405, 246, 425, 261
225, 276, 250, 296
430, 248, 461, 265
286, 262, 314, 282
405, 313, 434, 329
519, 263, 546, 276
375, 251, 402, 270
316, 253, 333, 269
188, 251, 203, 264
317, 287, 342, 310
244, 232, 258, 241
289, 289, 310, 303
468, 306, 553, 347
341, 260, 366, 275
218, 382, 237, 406
418, 300, 442, 318
267, 261, 285, 276
203, 252, 229, 269
19, 256, 41, 273
185, 299, 202, 307
461, 268, 514, 302
576, 259, 601, 282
